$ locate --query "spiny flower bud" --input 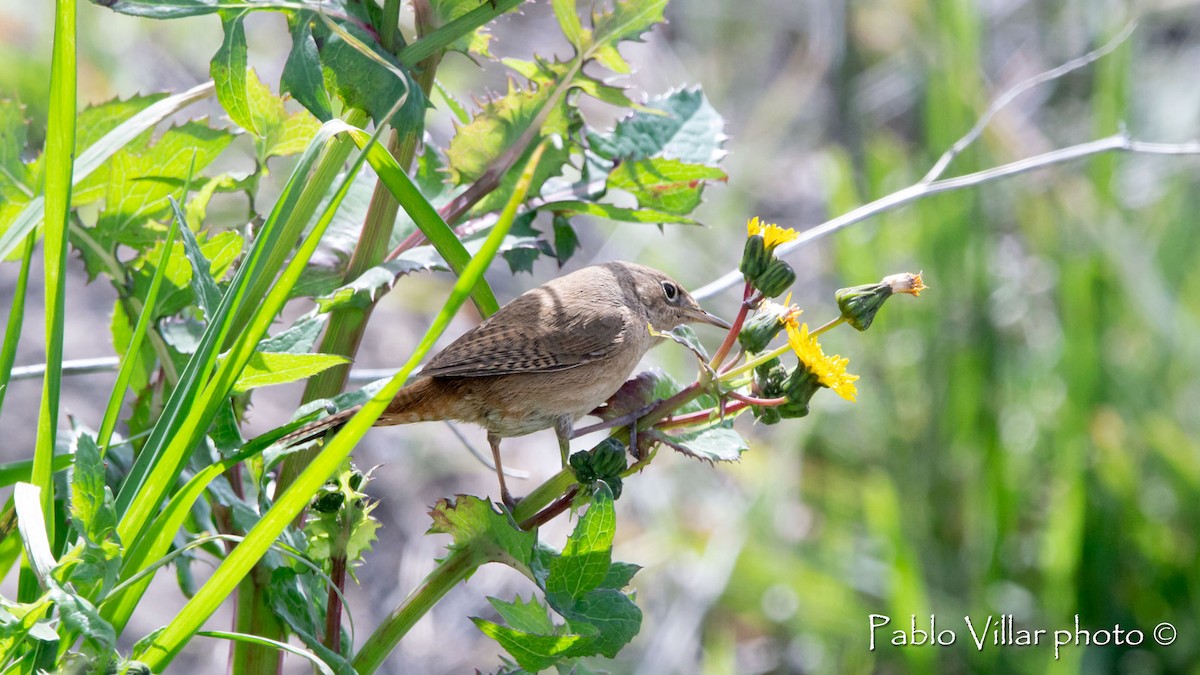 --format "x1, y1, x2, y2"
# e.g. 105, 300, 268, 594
836, 272, 926, 331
